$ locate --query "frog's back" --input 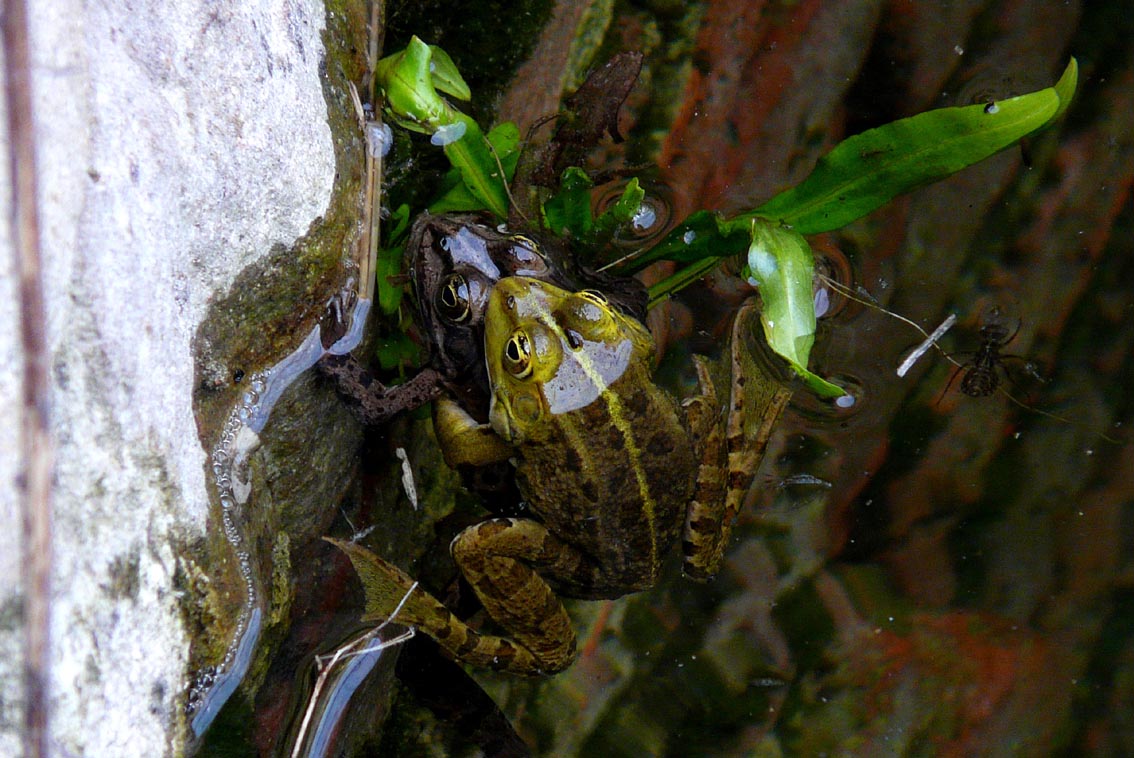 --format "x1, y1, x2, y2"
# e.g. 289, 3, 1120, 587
515, 366, 696, 597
